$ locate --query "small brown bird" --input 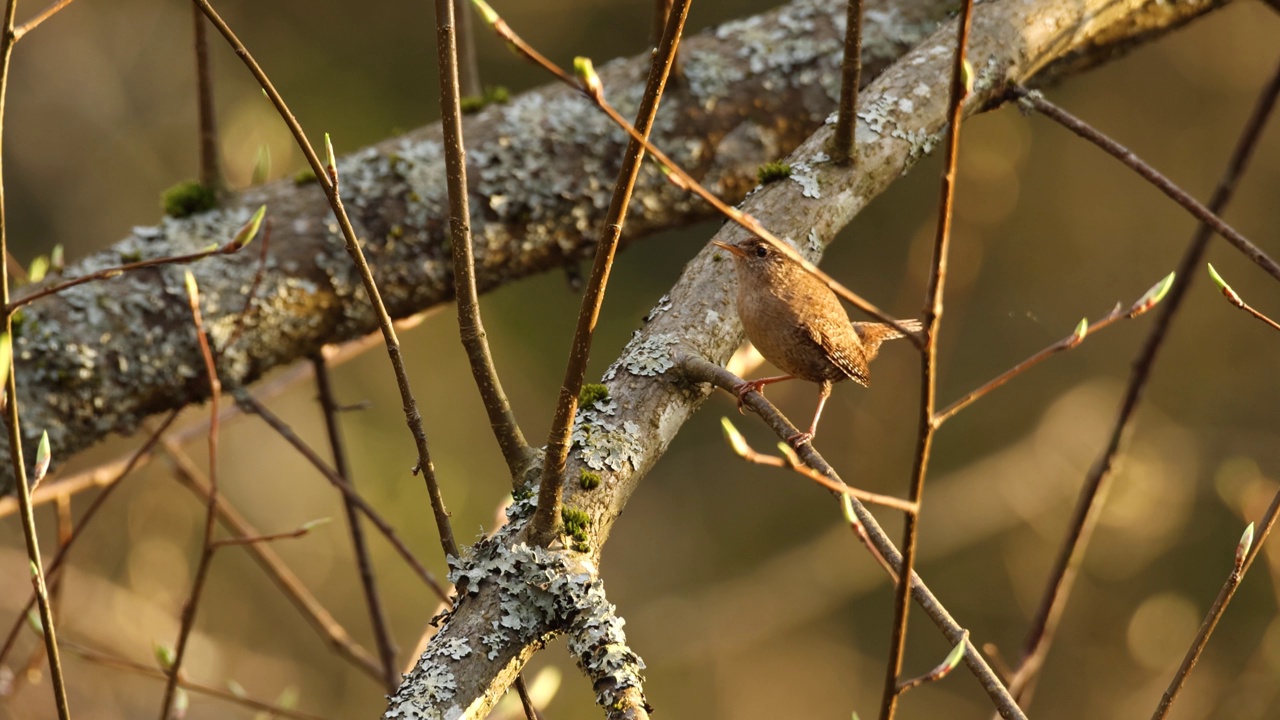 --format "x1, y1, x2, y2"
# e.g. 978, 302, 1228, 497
713, 236, 920, 447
